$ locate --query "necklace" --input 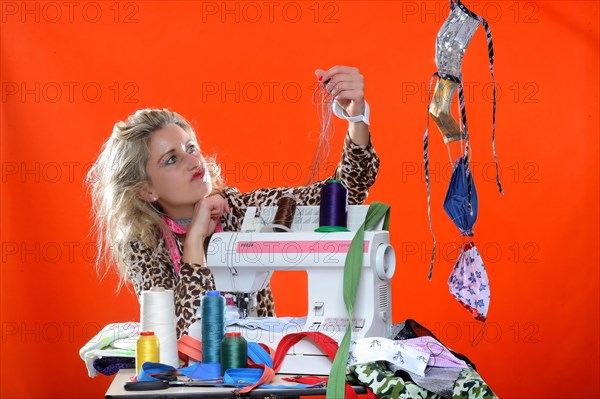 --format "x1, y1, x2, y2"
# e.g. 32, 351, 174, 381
172, 217, 192, 225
